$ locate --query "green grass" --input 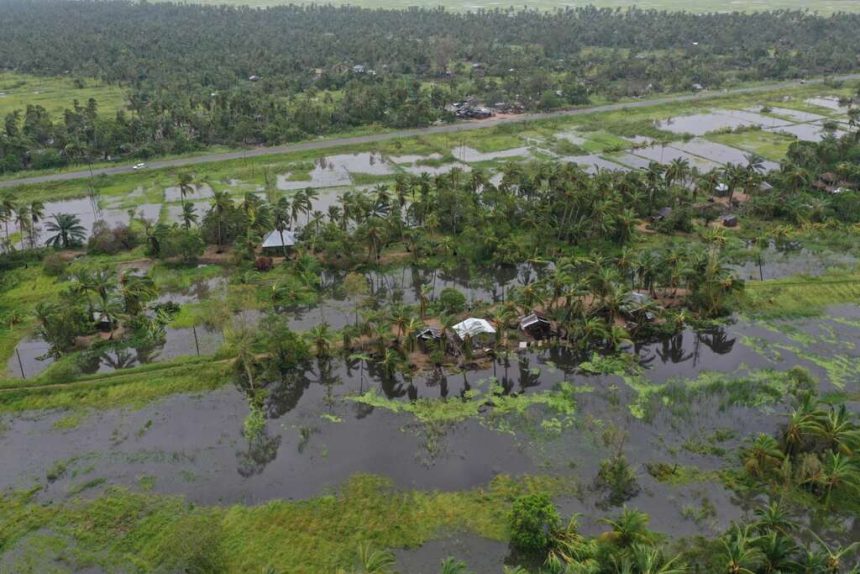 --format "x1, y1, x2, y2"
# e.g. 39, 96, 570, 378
0, 72, 126, 119
0, 357, 231, 412
740, 269, 860, 319
707, 129, 797, 161
0, 473, 574, 573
